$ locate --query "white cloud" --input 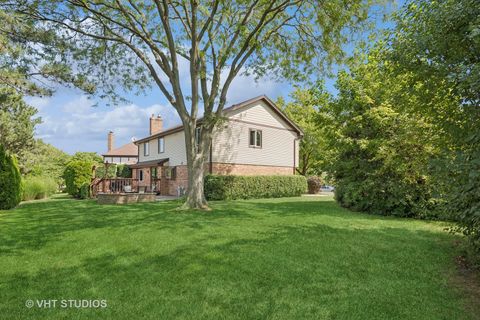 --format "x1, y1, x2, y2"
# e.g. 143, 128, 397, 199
36, 95, 179, 154
25, 96, 51, 111
35, 60, 291, 154
225, 72, 287, 104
